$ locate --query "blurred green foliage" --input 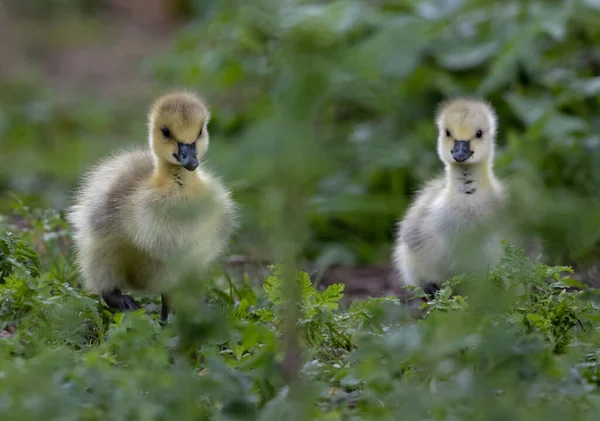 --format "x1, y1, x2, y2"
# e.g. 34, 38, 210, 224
3, 1, 600, 417
2, 197, 600, 420
2, 0, 600, 267
0, 80, 144, 211
149, 0, 600, 266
